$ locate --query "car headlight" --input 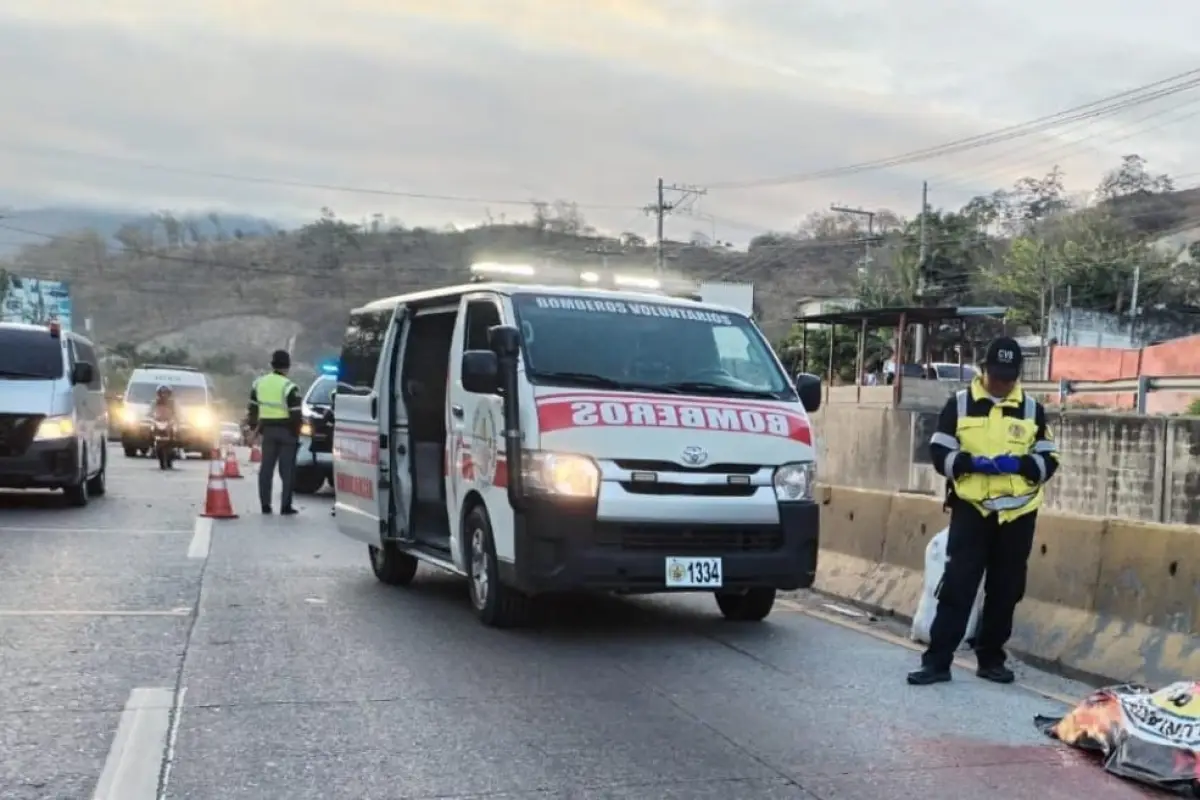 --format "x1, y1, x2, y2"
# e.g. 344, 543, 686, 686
300, 422, 312, 437
35, 415, 76, 441
773, 462, 815, 502
189, 407, 214, 428
121, 407, 139, 424
523, 451, 600, 498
